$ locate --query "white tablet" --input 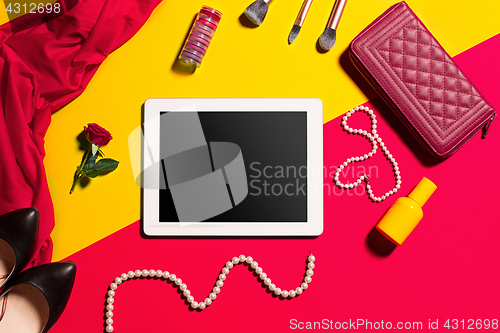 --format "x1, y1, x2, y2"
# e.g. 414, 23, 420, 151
141, 98, 323, 236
